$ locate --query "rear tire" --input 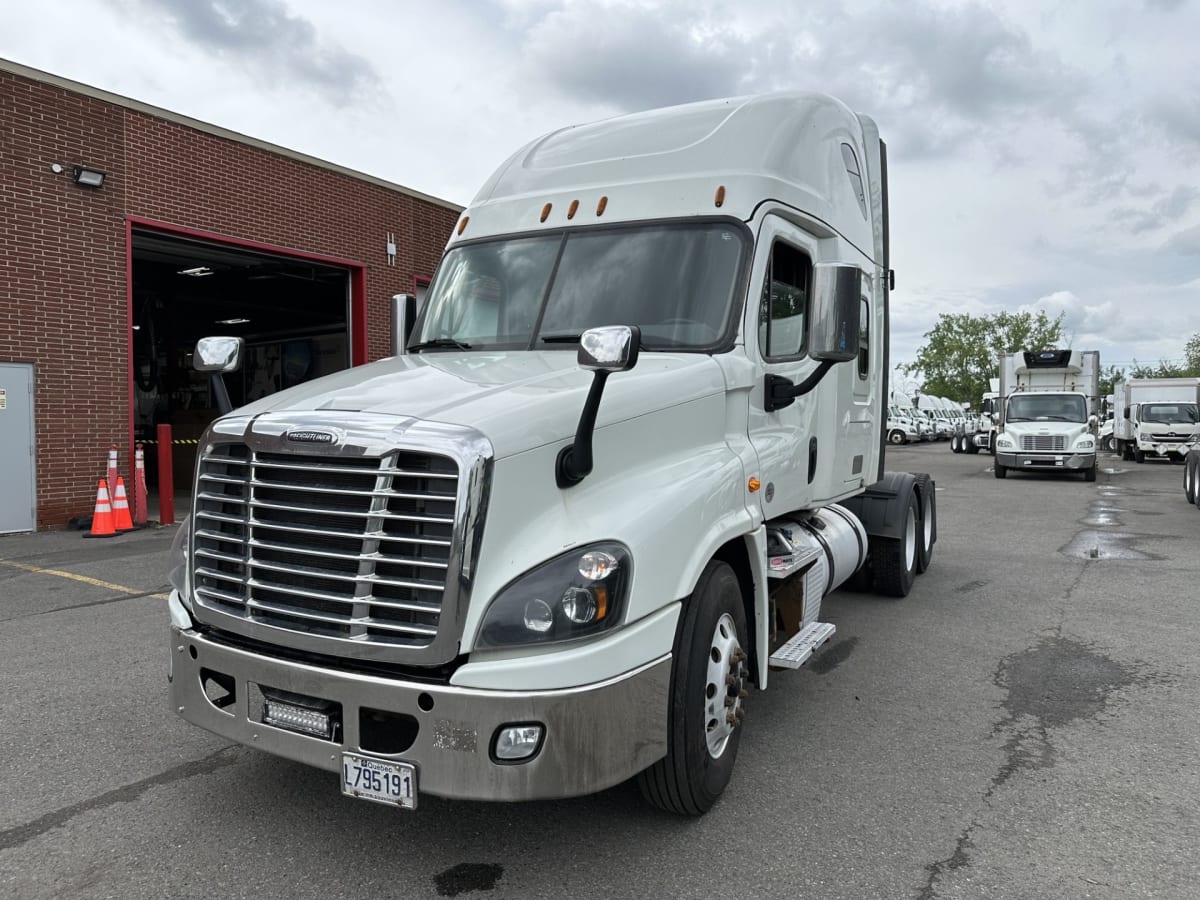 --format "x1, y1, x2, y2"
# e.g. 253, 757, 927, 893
638, 560, 748, 816
914, 474, 935, 574
874, 490, 919, 598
